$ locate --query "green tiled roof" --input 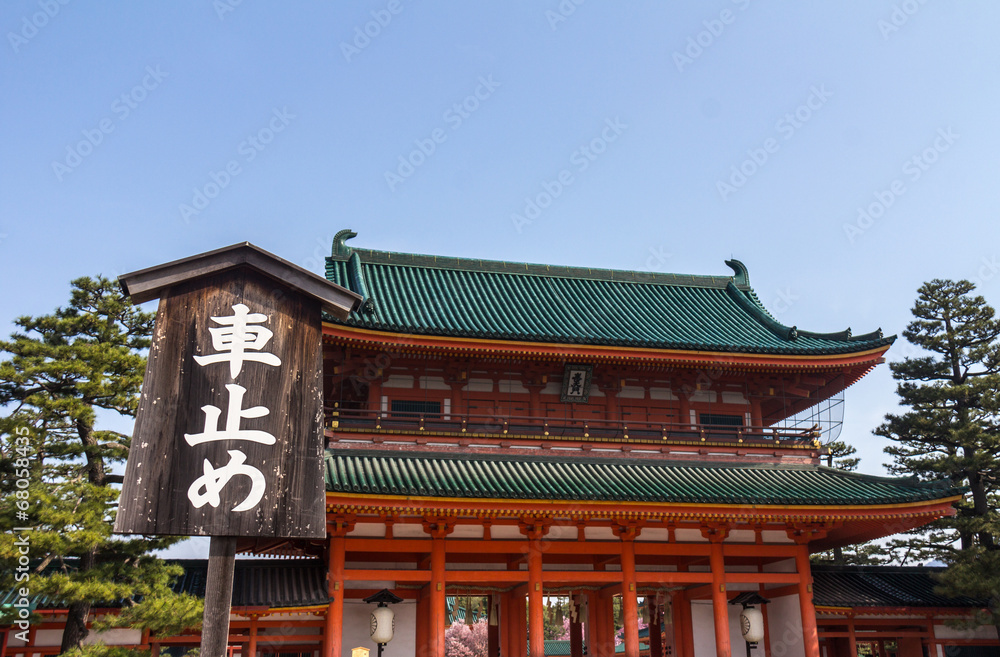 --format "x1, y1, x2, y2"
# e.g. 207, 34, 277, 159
811, 565, 988, 608
324, 450, 957, 506
323, 232, 893, 356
